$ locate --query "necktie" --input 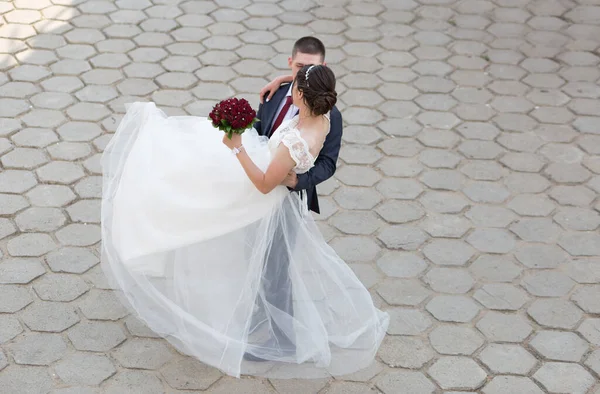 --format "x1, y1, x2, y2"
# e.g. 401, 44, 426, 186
269, 96, 293, 137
